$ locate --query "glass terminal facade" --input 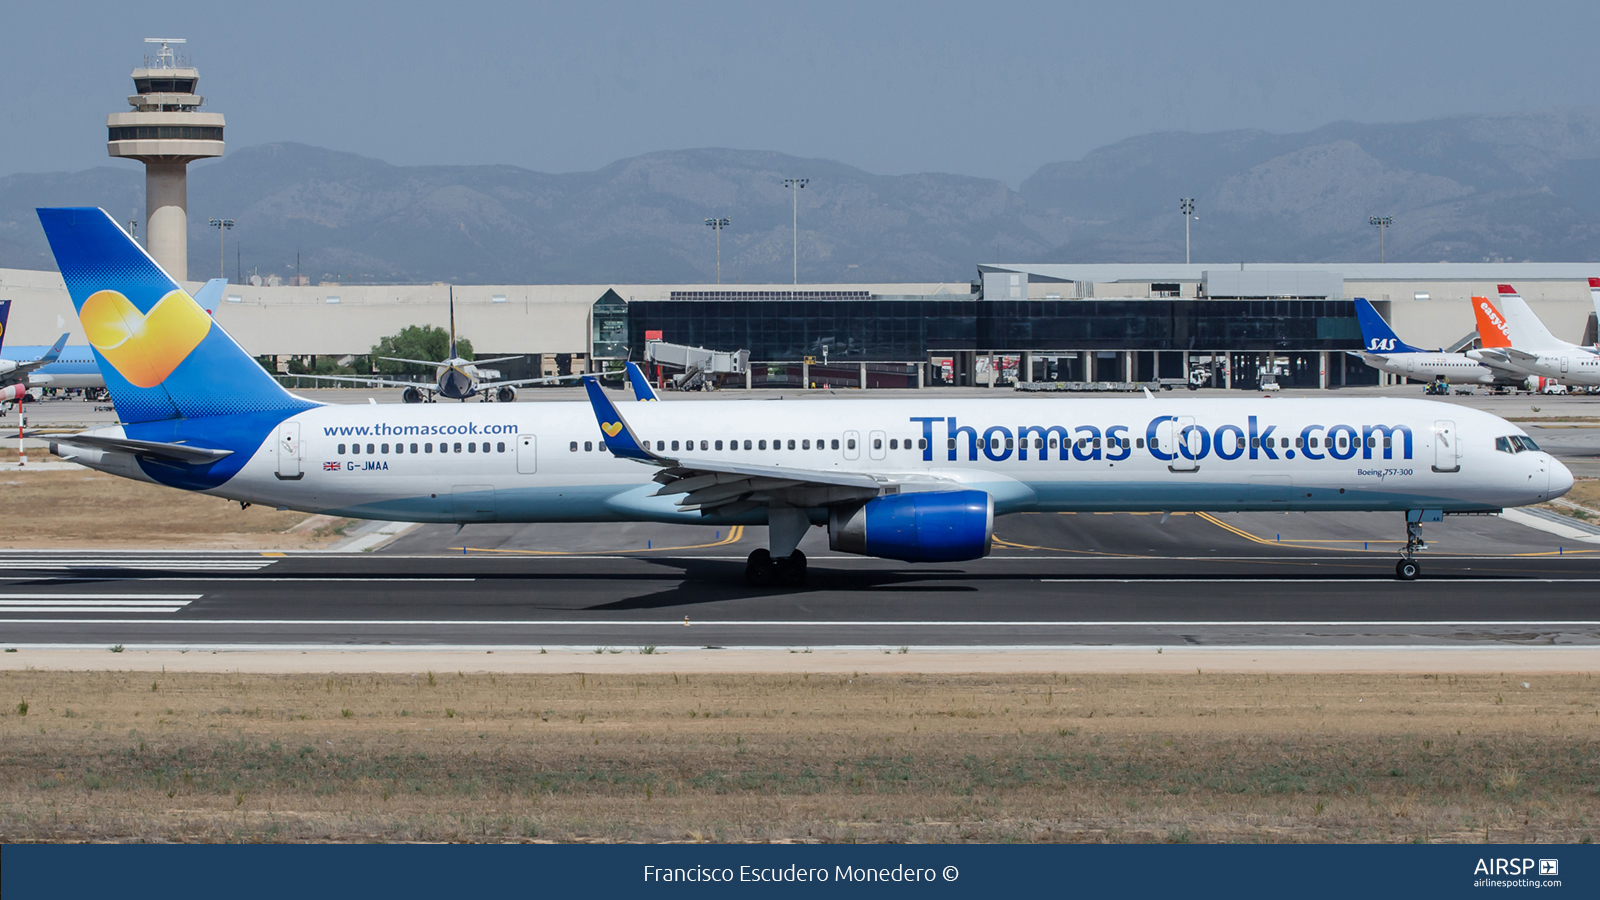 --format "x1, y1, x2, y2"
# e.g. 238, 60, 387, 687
611, 291, 1371, 390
